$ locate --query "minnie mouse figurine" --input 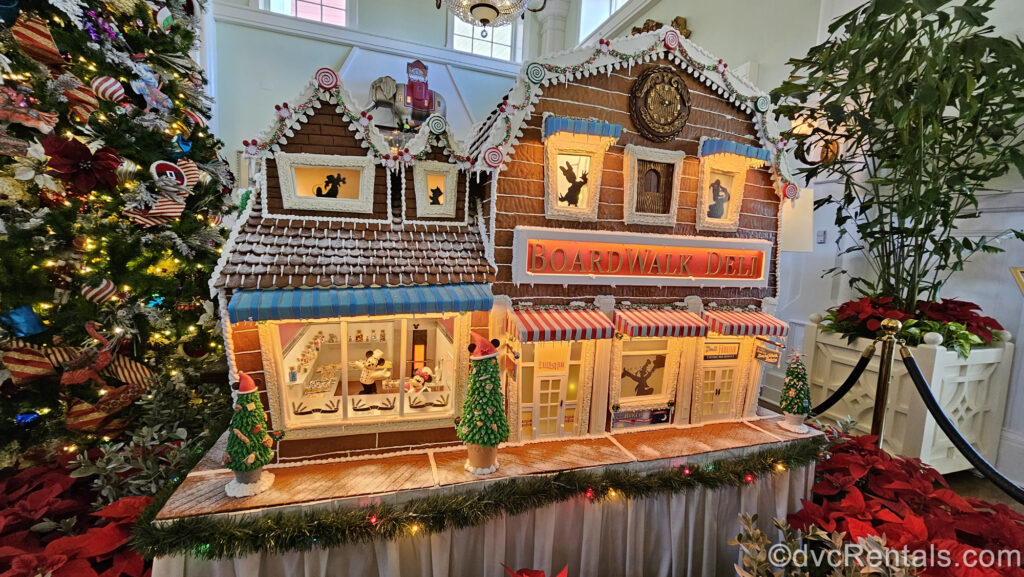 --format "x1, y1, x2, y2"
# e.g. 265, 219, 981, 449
406, 366, 433, 393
